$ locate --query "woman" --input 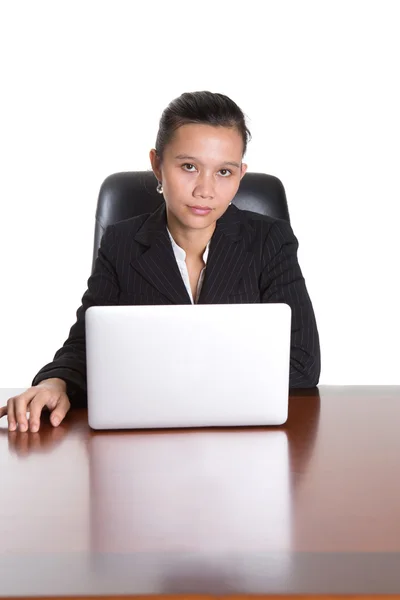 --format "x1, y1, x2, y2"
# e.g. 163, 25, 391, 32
1, 91, 321, 432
